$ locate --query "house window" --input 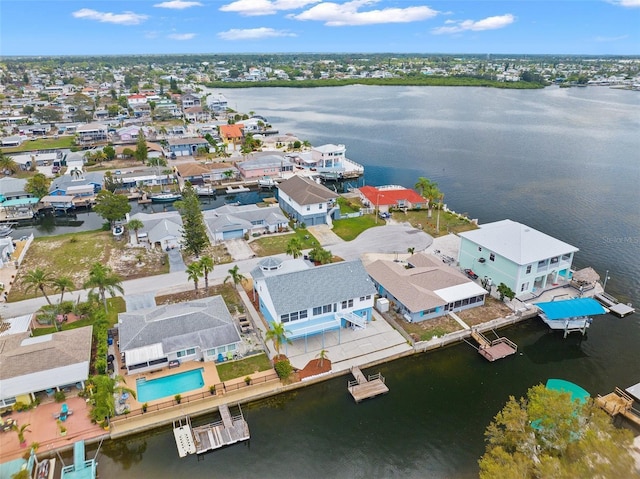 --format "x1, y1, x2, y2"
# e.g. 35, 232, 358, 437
561, 253, 571, 261
366, 295, 371, 300
489, 253, 495, 262
341, 299, 354, 309
550, 257, 559, 264
478, 247, 482, 252
280, 314, 289, 323
176, 348, 196, 358
526, 265, 532, 274
306, 206, 310, 211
